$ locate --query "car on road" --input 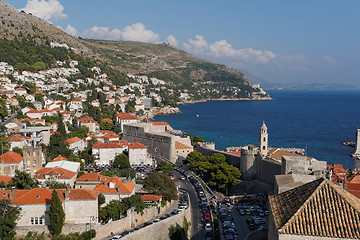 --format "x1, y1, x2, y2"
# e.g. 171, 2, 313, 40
111, 235, 121, 240
180, 176, 186, 180
204, 213, 210, 220
205, 225, 212, 233
248, 223, 255, 230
